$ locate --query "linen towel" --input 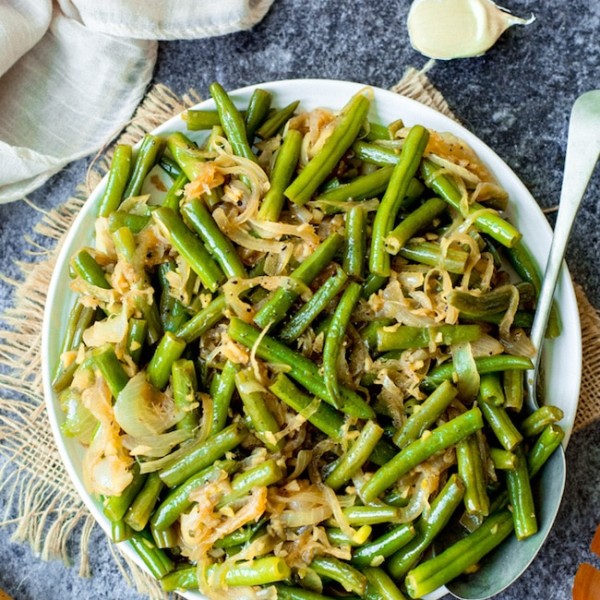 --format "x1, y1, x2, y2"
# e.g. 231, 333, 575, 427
0, 0, 274, 203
